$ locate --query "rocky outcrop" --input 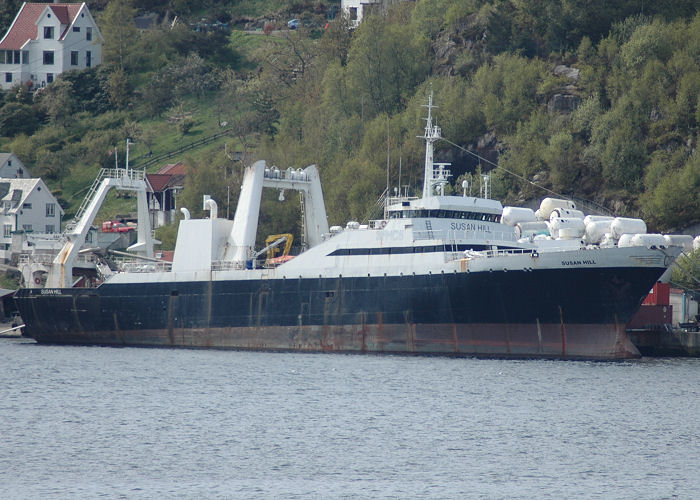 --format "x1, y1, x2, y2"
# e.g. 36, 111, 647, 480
553, 65, 580, 82
547, 65, 581, 114
547, 93, 581, 114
